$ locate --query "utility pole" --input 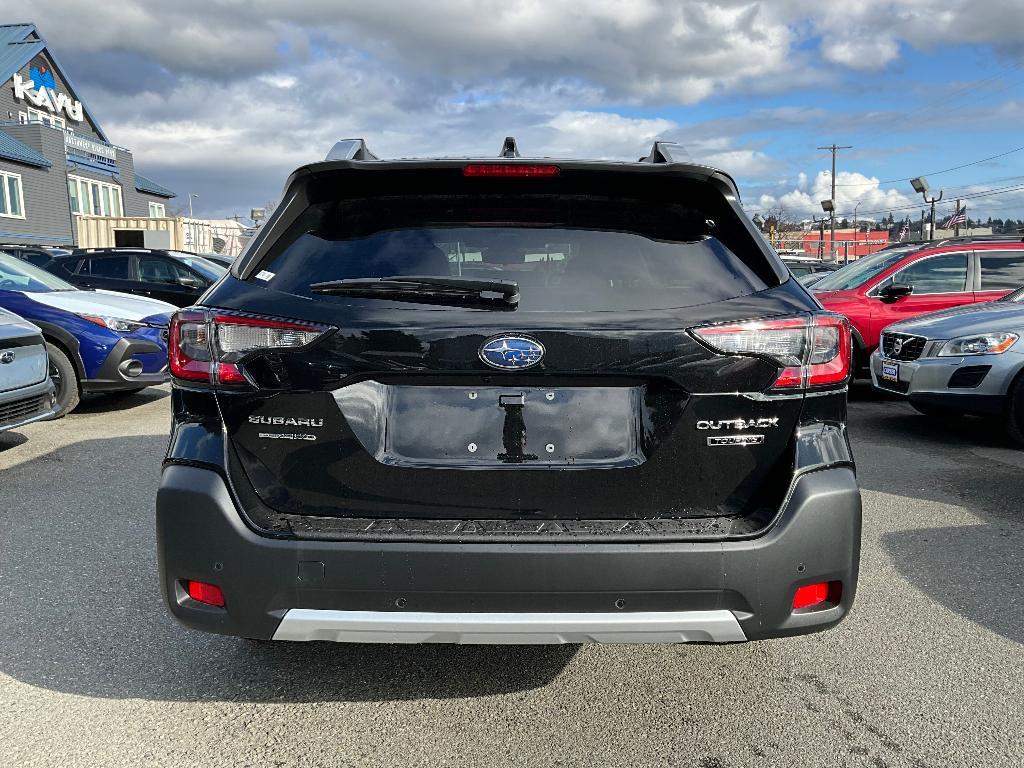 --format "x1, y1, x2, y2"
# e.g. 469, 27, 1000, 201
818, 143, 853, 260
851, 202, 861, 263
